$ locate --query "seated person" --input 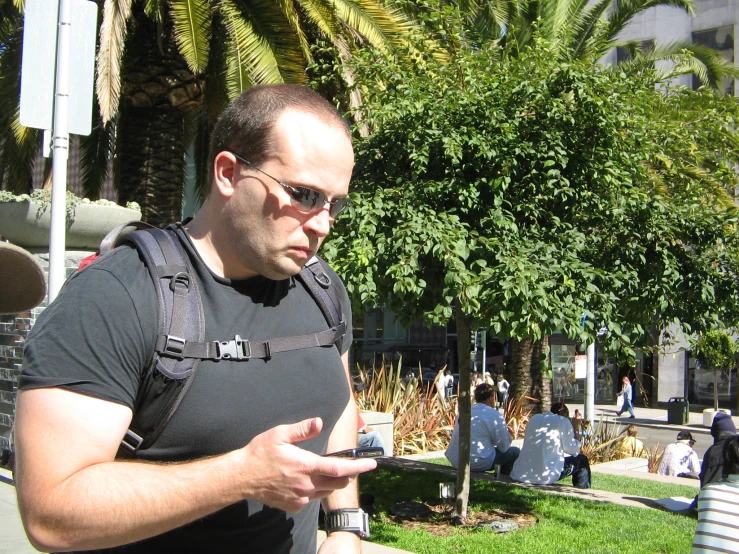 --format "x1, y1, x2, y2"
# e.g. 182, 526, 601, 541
510, 402, 591, 488
692, 435, 739, 553
357, 413, 389, 456
353, 380, 389, 456
445, 384, 520, 474
700, 412, 737, 488
618, 424, 646, 458
658, 431, 701, 478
